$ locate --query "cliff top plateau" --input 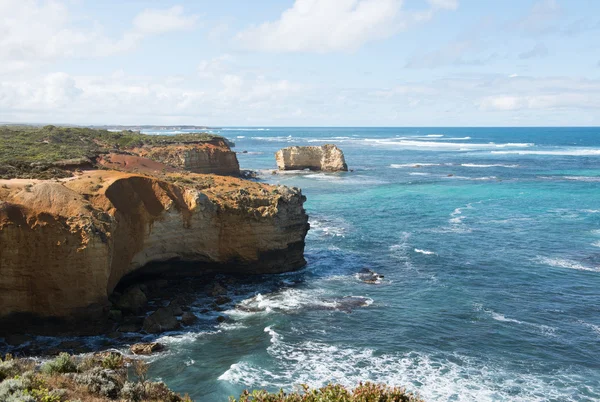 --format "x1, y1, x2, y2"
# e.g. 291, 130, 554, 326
0, 125, 235, 179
